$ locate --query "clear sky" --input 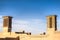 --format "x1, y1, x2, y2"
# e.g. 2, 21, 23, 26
0, 0, 60, 34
